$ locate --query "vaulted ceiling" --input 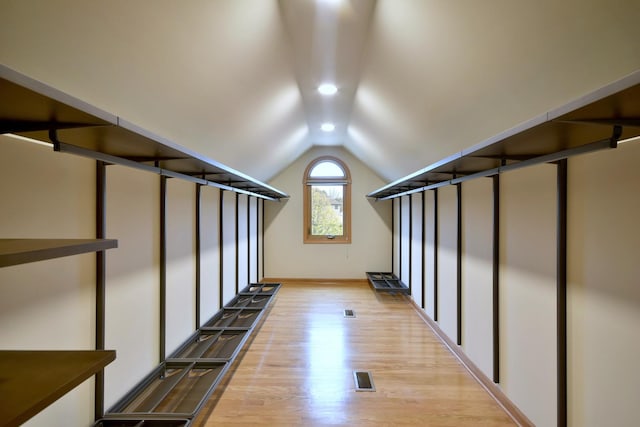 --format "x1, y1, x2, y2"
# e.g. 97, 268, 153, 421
0, 0, 639, 184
